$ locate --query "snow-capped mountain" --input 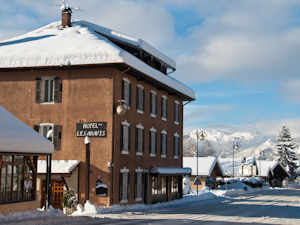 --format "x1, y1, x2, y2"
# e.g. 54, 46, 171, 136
183, 129, 300, 160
